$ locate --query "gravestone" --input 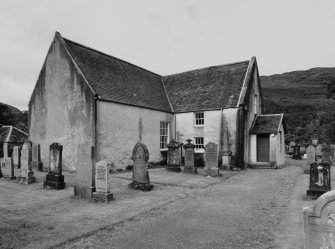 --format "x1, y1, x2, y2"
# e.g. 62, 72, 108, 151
203, 142, 219, 177
303, 190, 335, 249
18, 141, 35, 184
3, 143, 8, 158
74, 145, 96, 199
307, 163, 331, 197
13, 146, 20, 169
292, 146, 302, 160
129, 142, 153, 191
222, 127, 232, 170
322, 143, 332, 165
316, 144, 323, 161
288, 141, 296, 155
31, 143, 43, 171
330, 144, 335, 166
183, 139, 196, 174
305, 145, 316, 174
92, 160, 113, 203
43, 142, 65, 190
300, 146, 306, 155
1, 158, 16, 180
166, 139, 181, 172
